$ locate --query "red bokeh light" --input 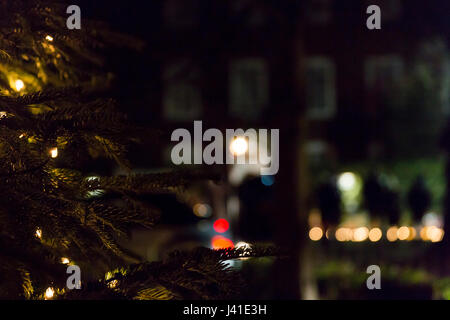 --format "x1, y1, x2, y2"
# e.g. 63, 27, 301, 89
211, 235, 234, 250
213, 218, 229, 233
